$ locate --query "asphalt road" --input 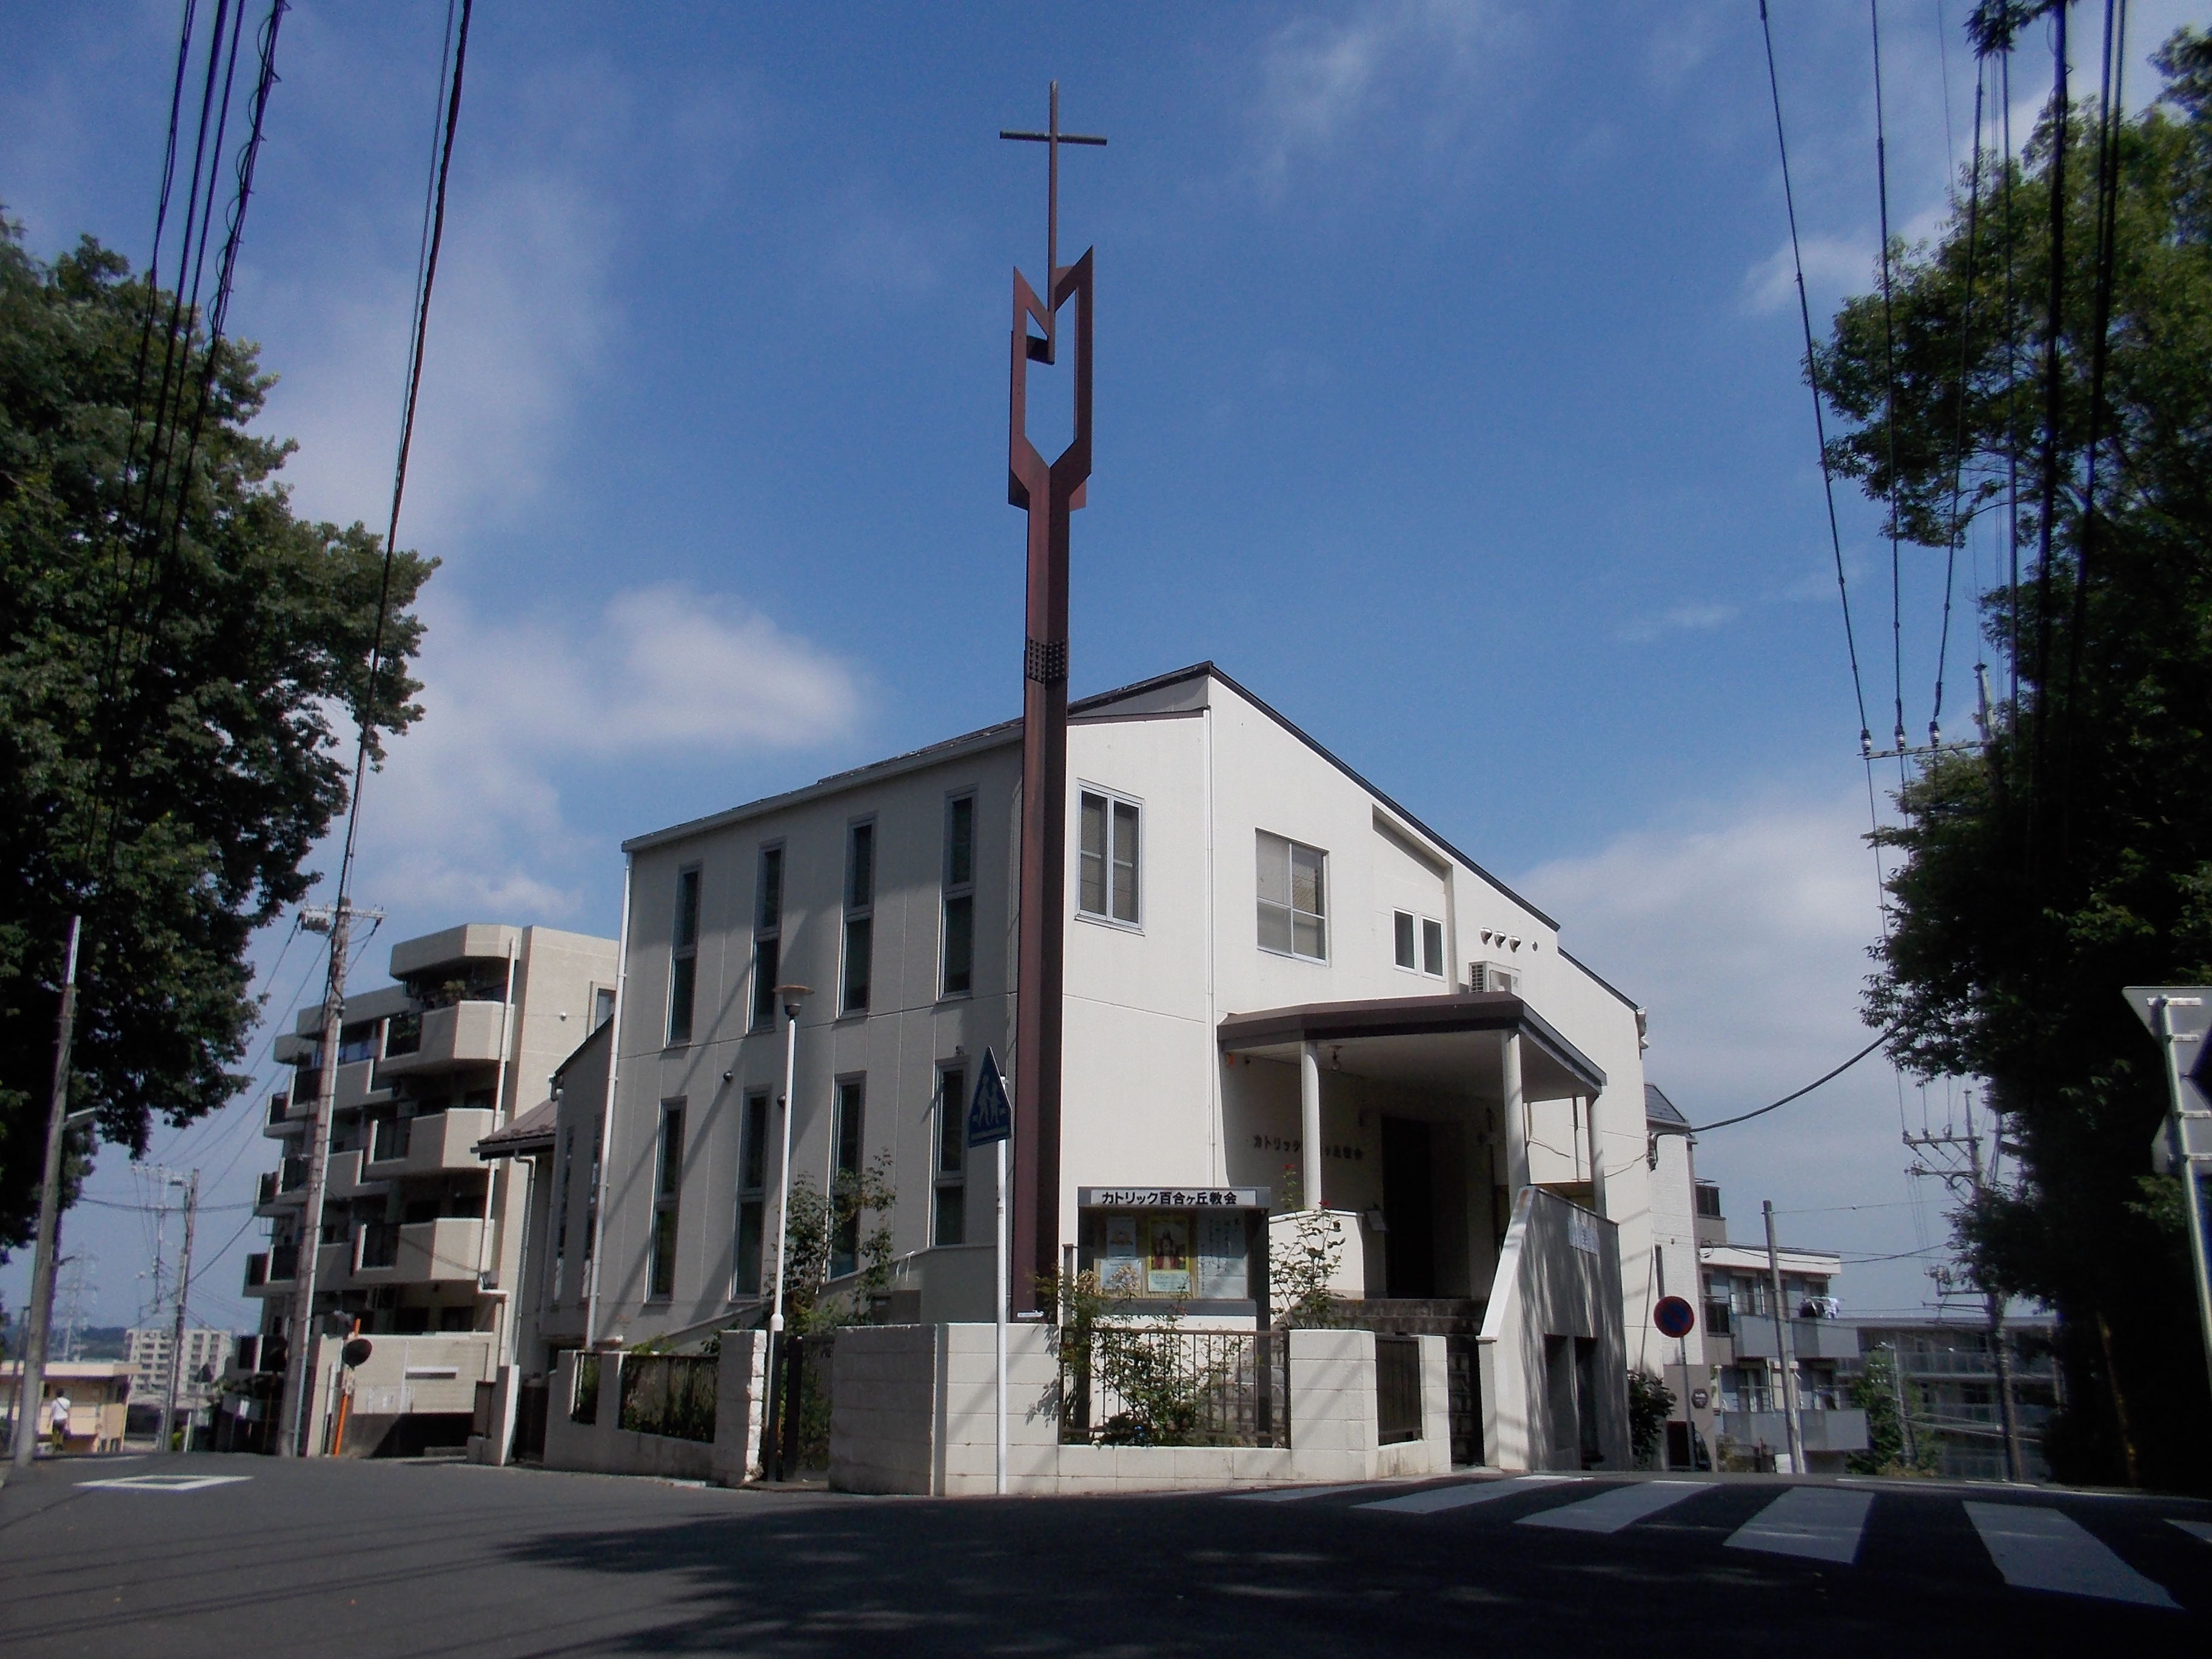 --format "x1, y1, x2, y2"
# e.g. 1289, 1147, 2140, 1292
4, 1455, 2209, 1656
